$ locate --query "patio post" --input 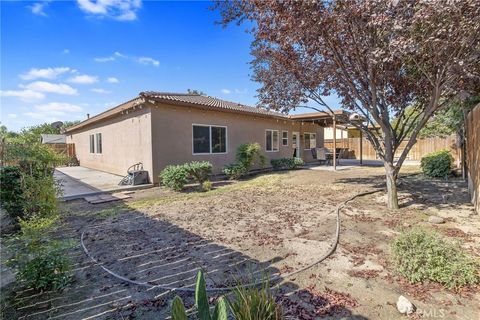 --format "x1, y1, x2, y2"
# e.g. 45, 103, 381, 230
333, 115, 337, 170
360, 130, 363, 165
